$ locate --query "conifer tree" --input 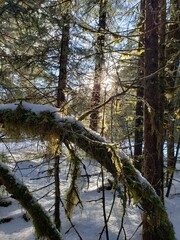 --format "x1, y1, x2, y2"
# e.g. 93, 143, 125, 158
90, 0, 107, 131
